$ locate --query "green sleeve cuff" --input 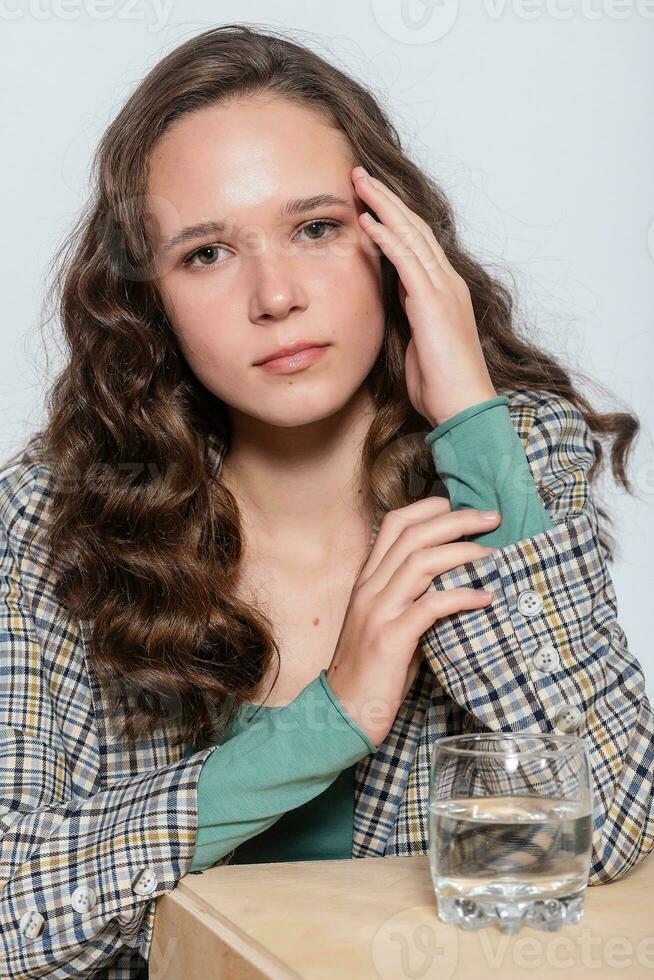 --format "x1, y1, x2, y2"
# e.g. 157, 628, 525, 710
424, 395, 553, 546
319, 669, 377, 754
189, 671, 376, 871
424, 396, 510, 445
